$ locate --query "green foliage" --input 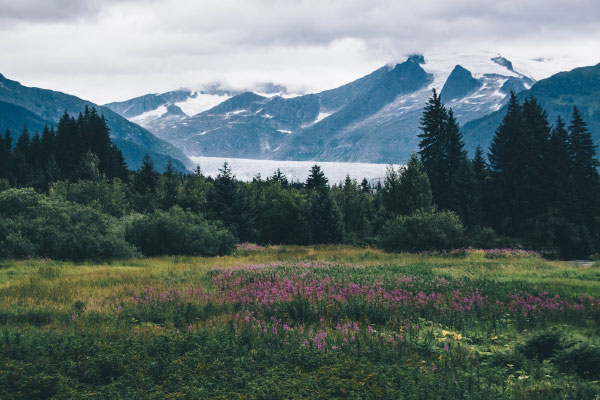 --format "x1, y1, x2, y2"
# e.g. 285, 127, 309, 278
124, 206, 236, 257
308, 187, 344, 244
520, 331, 564, 362
378, 209, 465, 252
253, 182, 312, 244
554, 342, 600, 379
50, 178, 129, 217
0, 188, 138, 260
